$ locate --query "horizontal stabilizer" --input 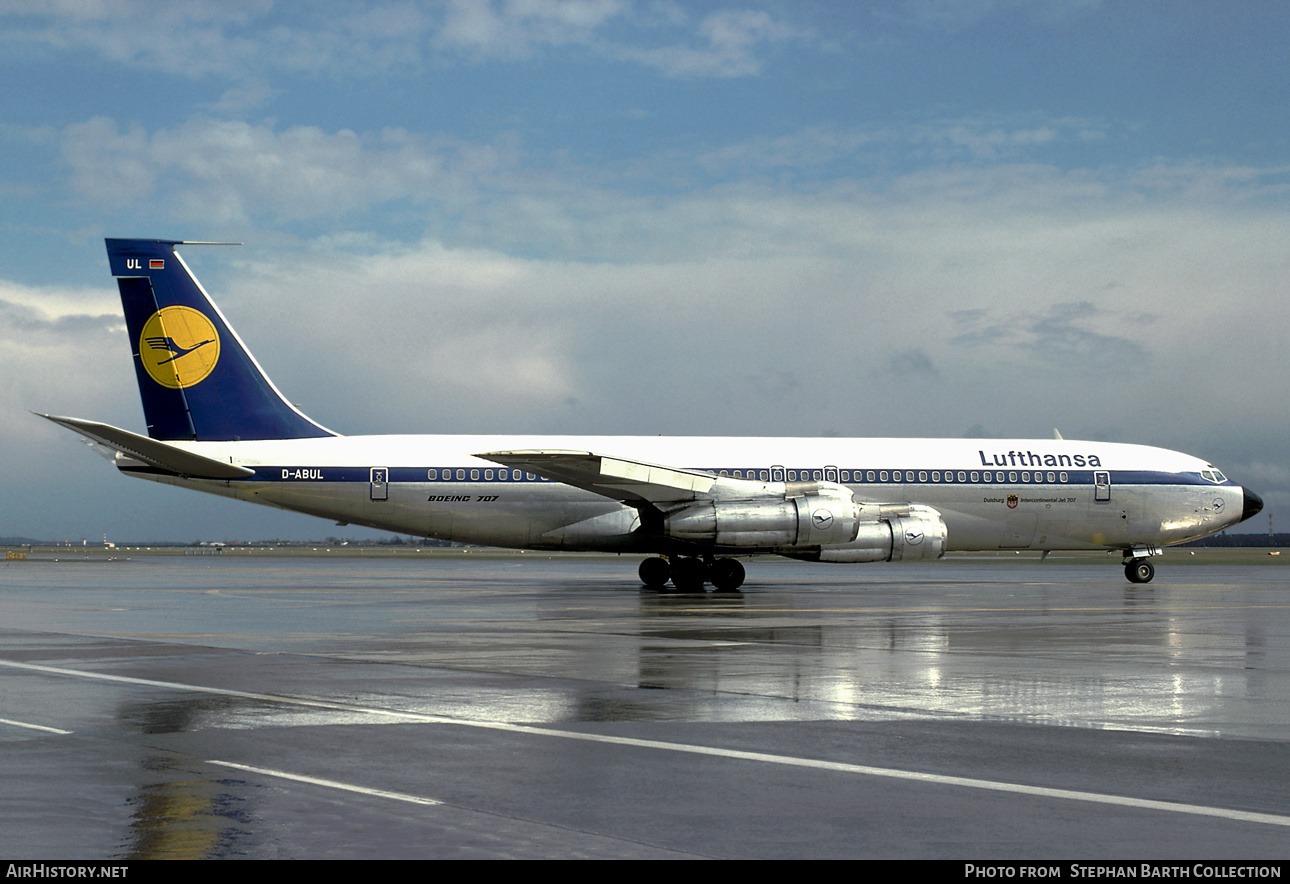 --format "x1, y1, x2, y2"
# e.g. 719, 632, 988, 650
37, 414, 254, 479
